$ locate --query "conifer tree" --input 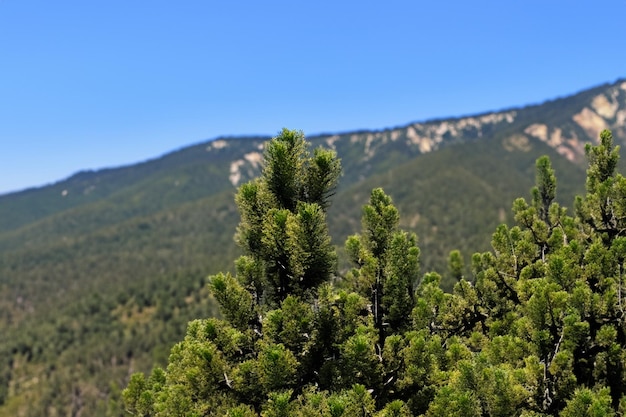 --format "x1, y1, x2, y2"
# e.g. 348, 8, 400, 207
345, 189, 420, 340
124, 128, 626, 417
124, 129, 342, 415
235, 128, 340, 307
123, 131, 423, 416
420, 129, 626, 416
